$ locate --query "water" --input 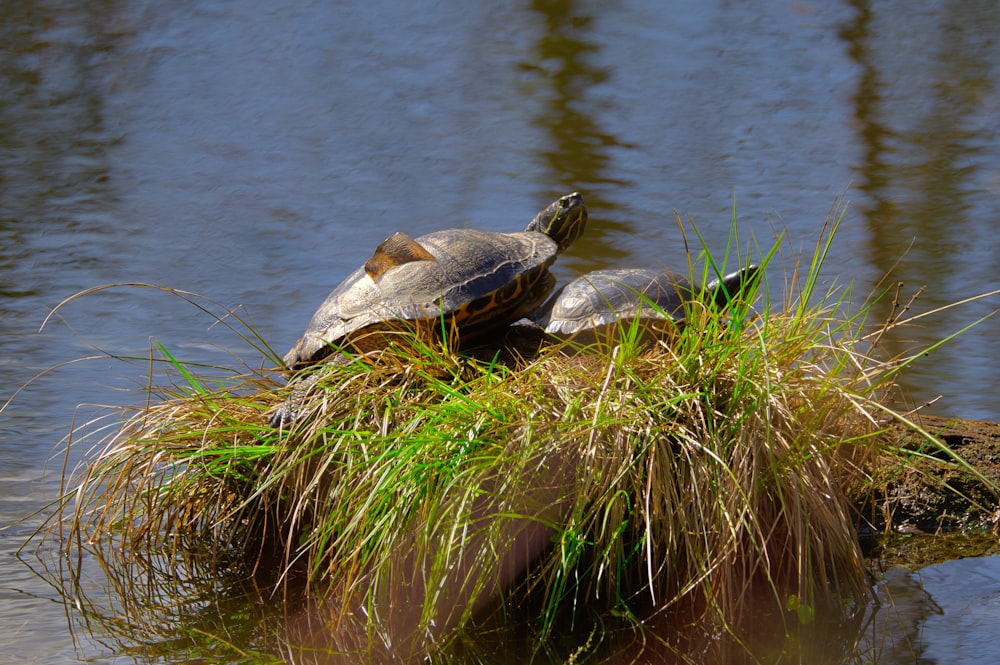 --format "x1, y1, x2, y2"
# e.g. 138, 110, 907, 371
2, 0, 1000, 662
864, 557, 1000, 664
